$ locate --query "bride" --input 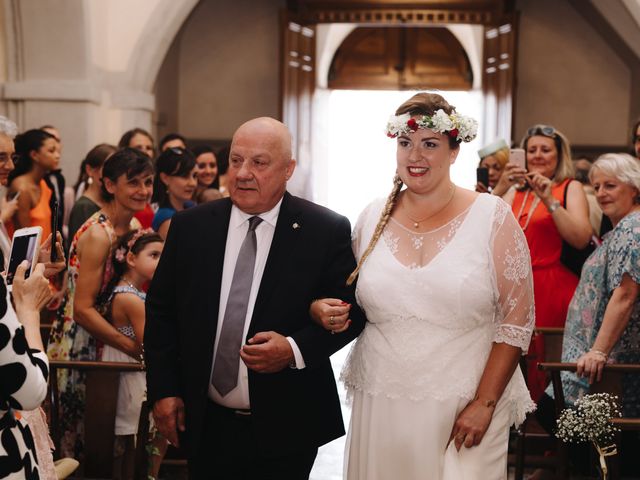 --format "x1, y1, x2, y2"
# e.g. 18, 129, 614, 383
312, 92, 535, 479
